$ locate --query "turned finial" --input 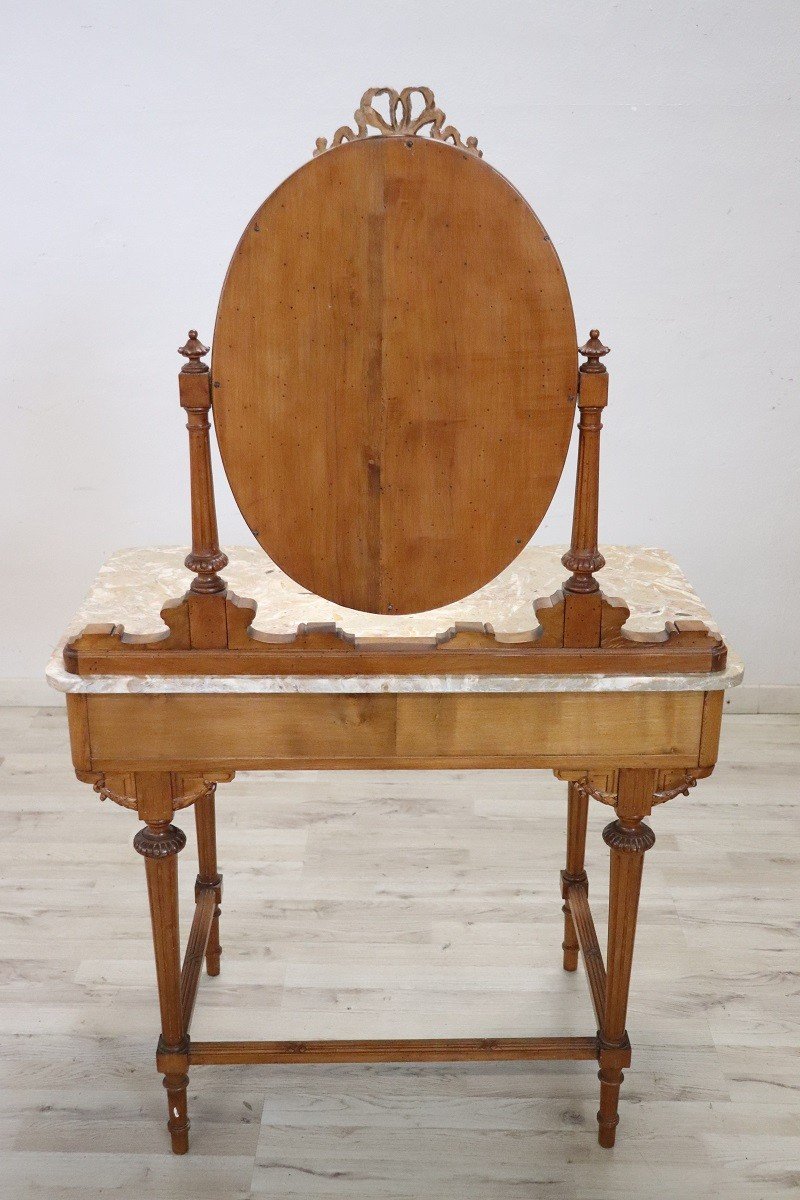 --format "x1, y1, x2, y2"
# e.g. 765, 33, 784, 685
179, 330, 210, 374
579, 330, 609, 374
